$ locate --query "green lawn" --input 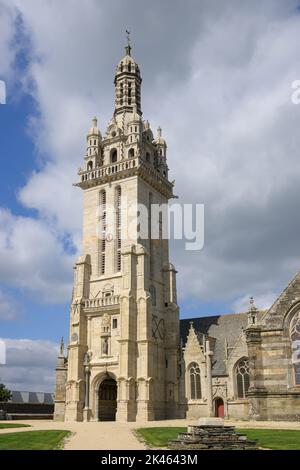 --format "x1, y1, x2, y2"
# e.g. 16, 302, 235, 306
237, 429, 300, 451
136, 427, 186, 448
136, 427, 300, 450
0, 423, 31, 429
0, 430, 71, 450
